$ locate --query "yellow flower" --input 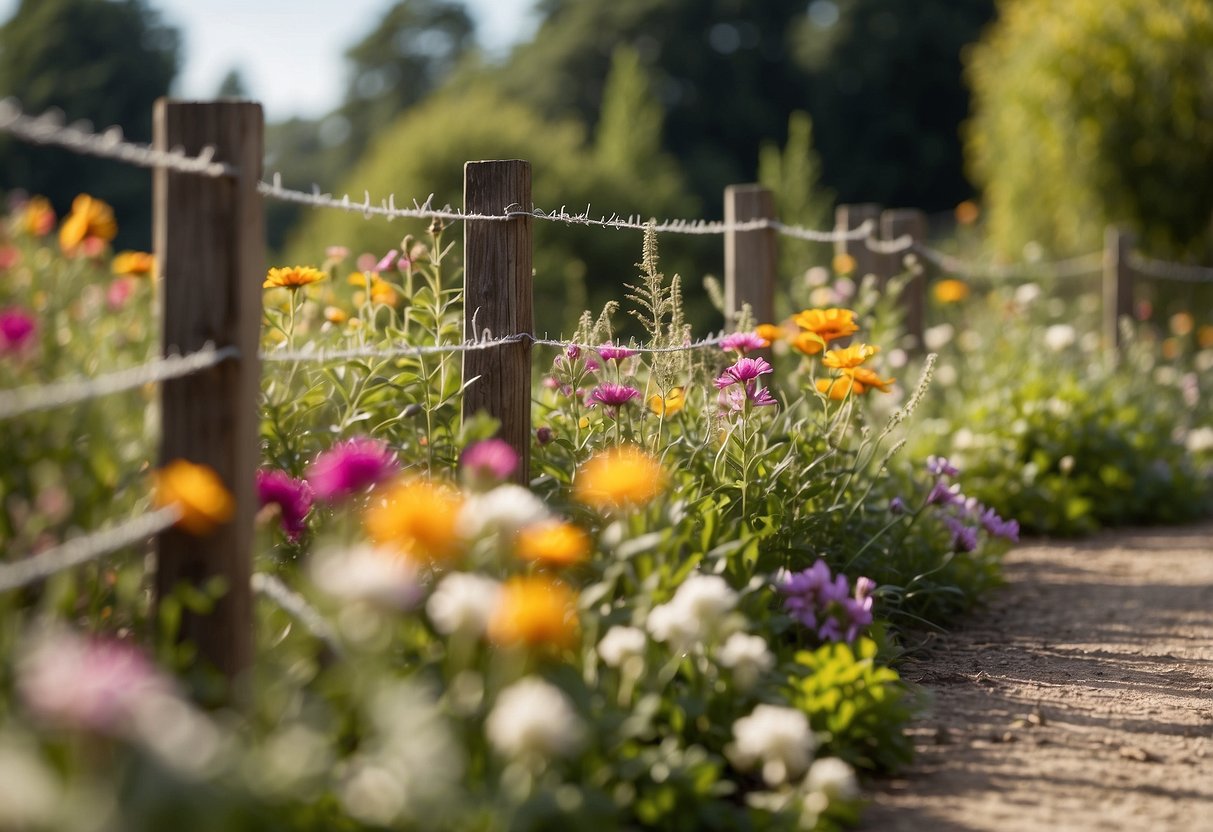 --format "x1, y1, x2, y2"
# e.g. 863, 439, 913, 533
816, 367, 895, 400
578, 416, 591, 430
323, 305, 349, 324
59, 194, 117, 251
515, 521, 591, 567
755, 323, 785, 344
365, 479, 463, 564
792, 308, 859, 354
822, 343, 879, 370
348, 271, 399, 305
488, 576, 579, 649
954, 200, 980, 226
1197, 325, 1213, 350
574, 446, 666, 510
264, 265, 326, 290
816, 376, 857, 401
112, 251, 155, 278
19, 196, 55, 236
933, 279, 970, 304
648, 386, 685, 416
832, 252, 857, 275
154, 460, 234, 536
